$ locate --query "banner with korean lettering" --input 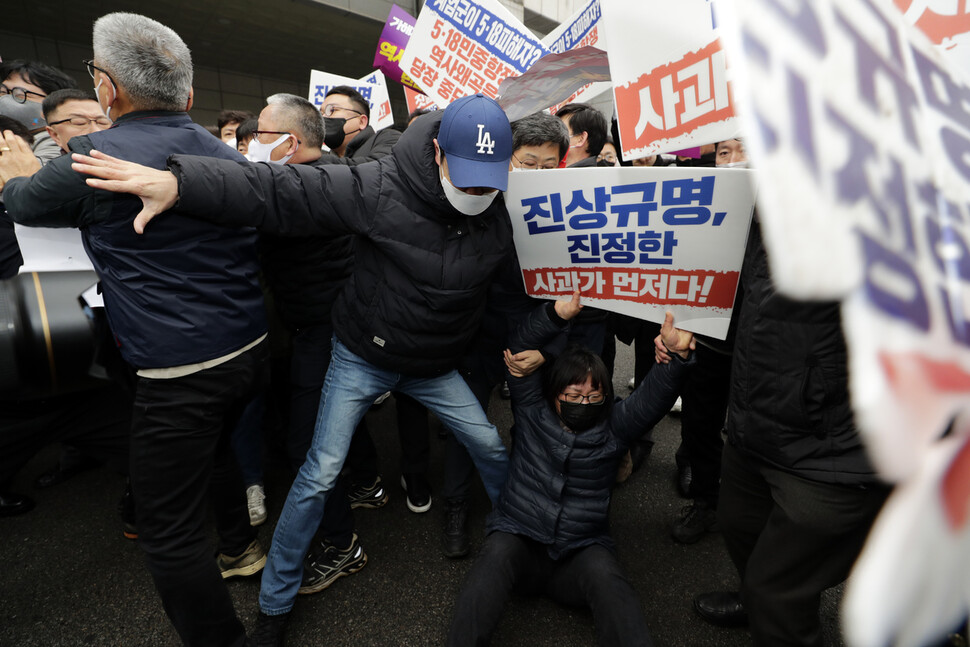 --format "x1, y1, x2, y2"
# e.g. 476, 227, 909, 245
602, 0, 737, 160
714, 0, 970, 645
373, 4, 422, 91
898, 0, 970, 75
308, 69, 395, 131
404, 86, 439, 114
398, 0, 550, 109
506, 166, 755, 340
541, 0, 612, 112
